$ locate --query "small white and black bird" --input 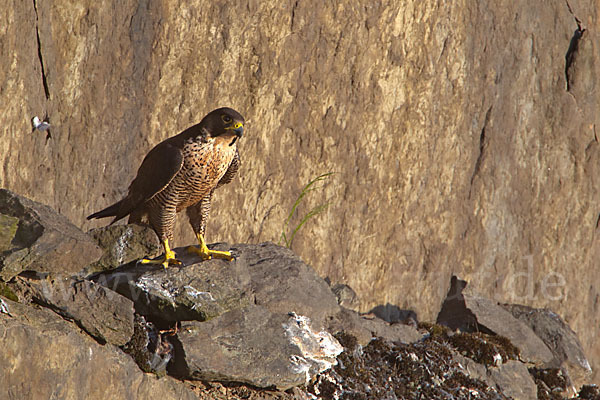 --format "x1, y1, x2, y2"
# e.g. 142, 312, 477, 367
0, 298, 12, 317
31, 115, 52, 139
